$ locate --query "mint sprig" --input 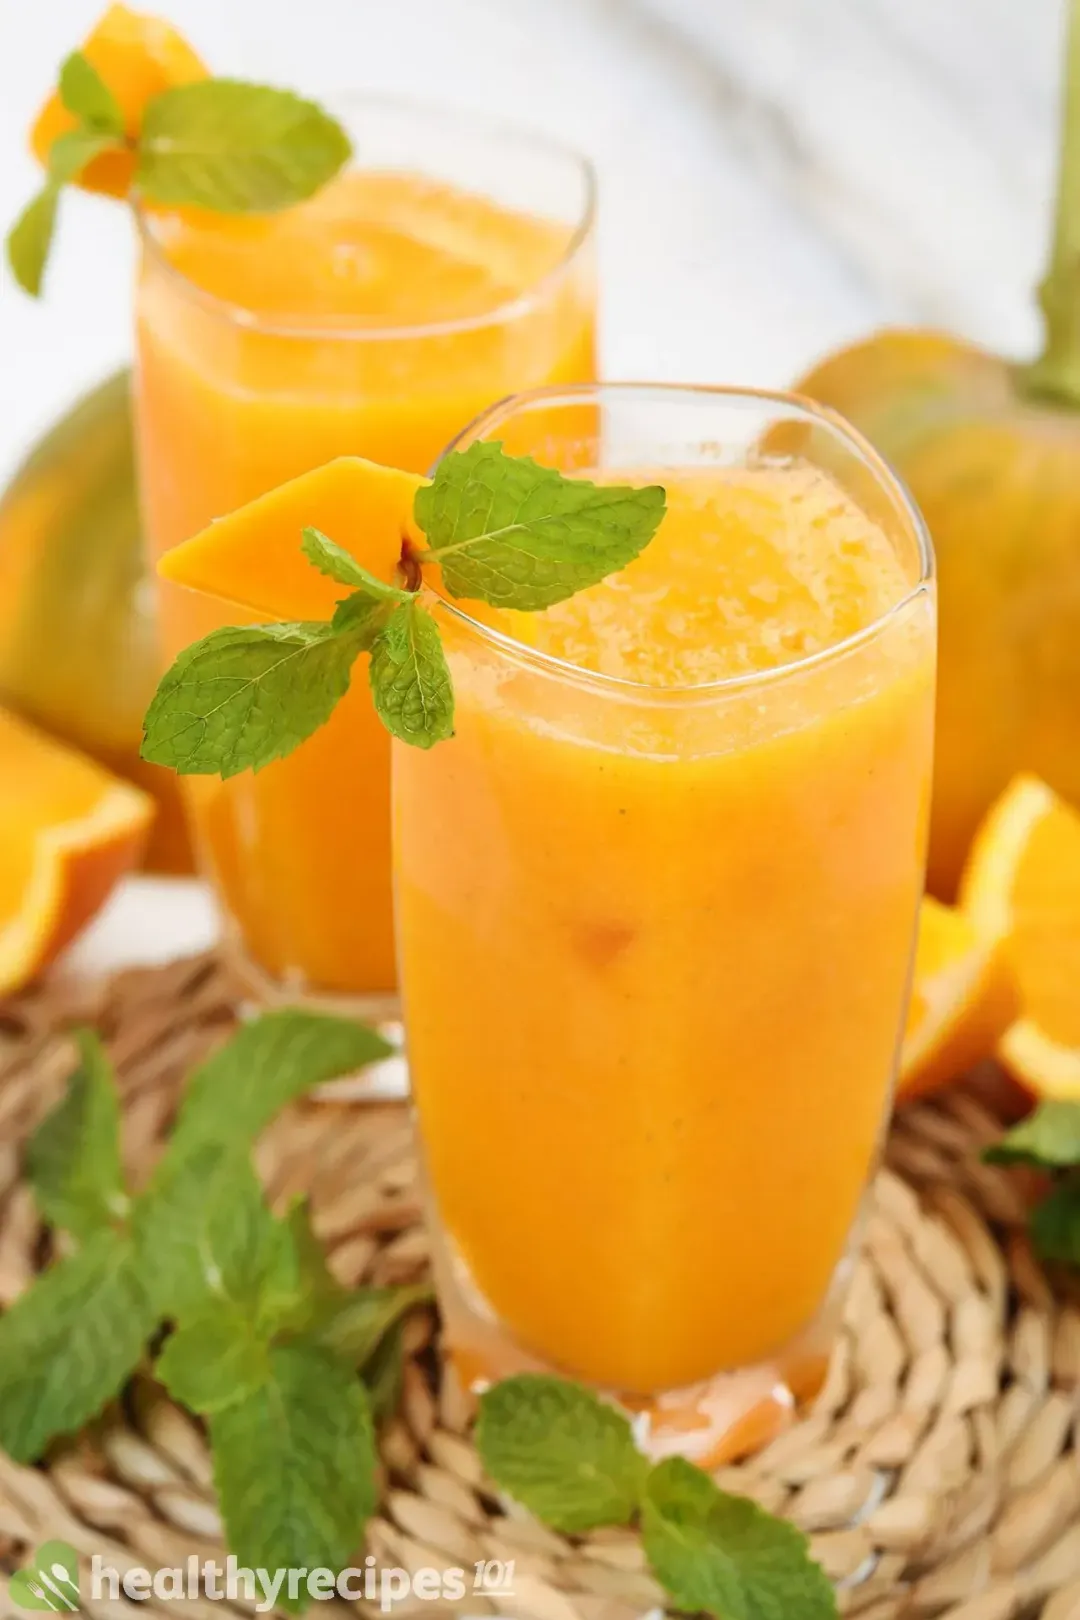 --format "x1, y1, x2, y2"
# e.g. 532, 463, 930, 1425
141, 621, 367, 778
0, 1011, 423, 1608
58, 50, 124, 135
416, 440, 666, 609
0, 1228, 155, 1463
7, 49, 351, 298
7, 118, 124, 296
25, 1029, 128, 1239
141, 443, 667, 763
643, 1455, 837, 1618
136, 80, 351, 212
476, 1377, 837, 1619
985, 1099, 1080, 1269
985, 1099, 1080, 1168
